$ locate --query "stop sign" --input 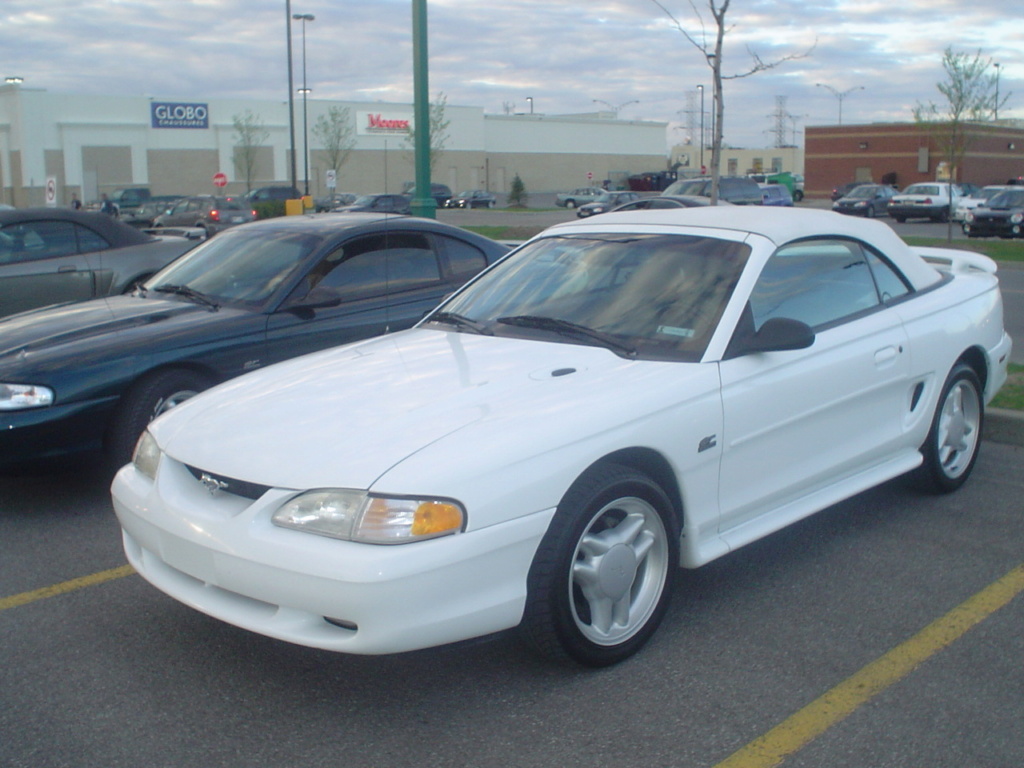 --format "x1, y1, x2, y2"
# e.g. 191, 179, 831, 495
212, 172, 228, 188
